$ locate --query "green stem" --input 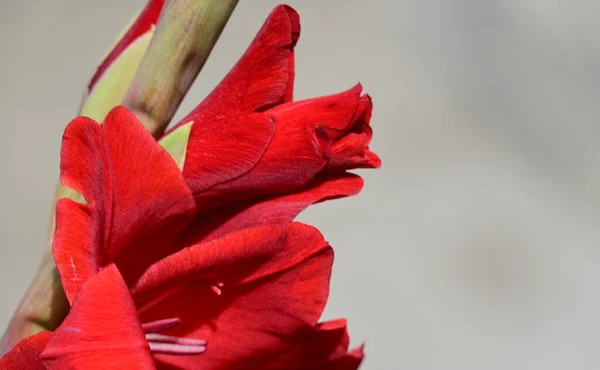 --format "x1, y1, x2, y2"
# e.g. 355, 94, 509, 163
122, 0, 239, 137
0, 249, 68, 356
